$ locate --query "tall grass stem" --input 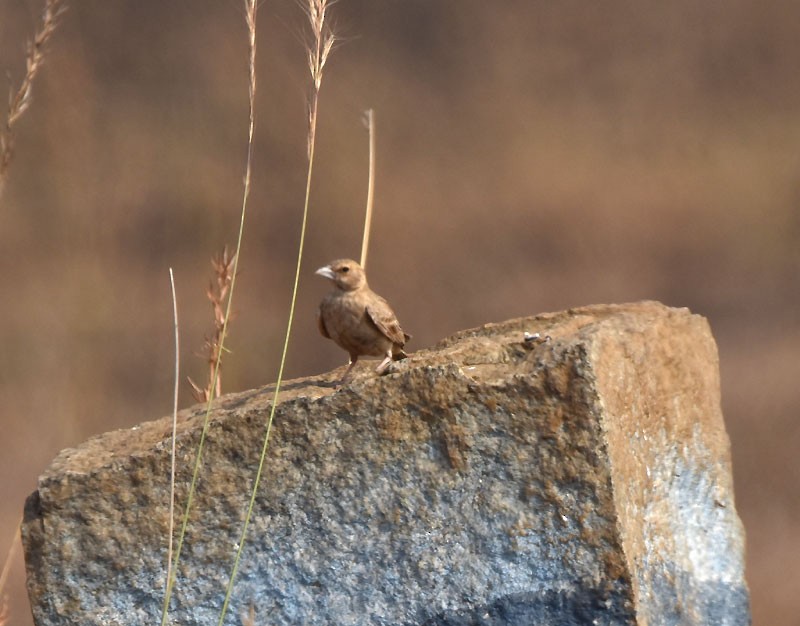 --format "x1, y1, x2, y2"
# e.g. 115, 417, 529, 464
360, 109, 375, 268
213, 0, 259, 620
165, 268, 179, 601
217, 1, 335, 622
160, 1, 258, 622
